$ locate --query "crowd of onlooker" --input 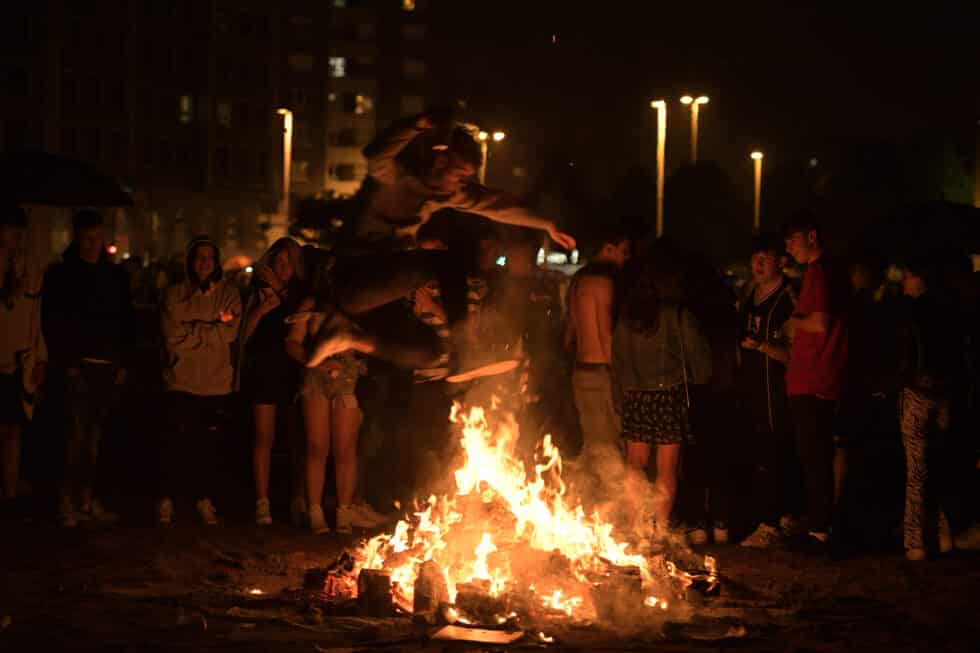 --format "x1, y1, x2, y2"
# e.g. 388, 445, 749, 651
2, 201, 978, 561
